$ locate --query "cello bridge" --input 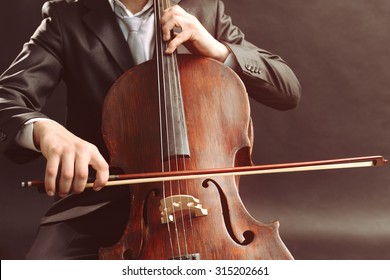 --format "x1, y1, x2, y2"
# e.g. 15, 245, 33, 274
159, 195, 208, 224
